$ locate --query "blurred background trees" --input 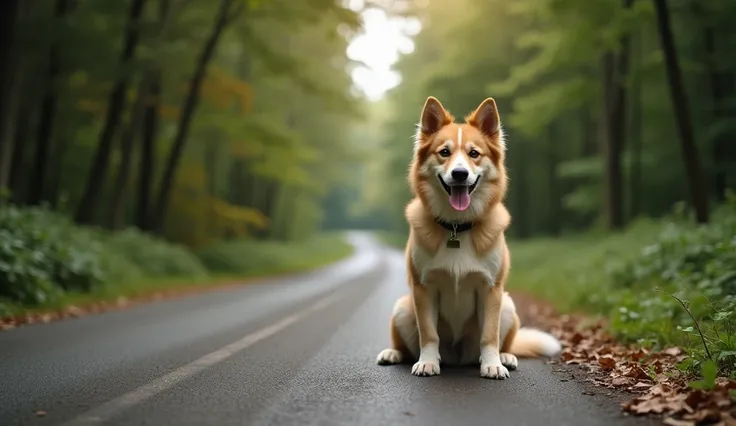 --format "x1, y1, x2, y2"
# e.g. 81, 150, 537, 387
0, 0, 368, 248
359, 0, 736, 237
